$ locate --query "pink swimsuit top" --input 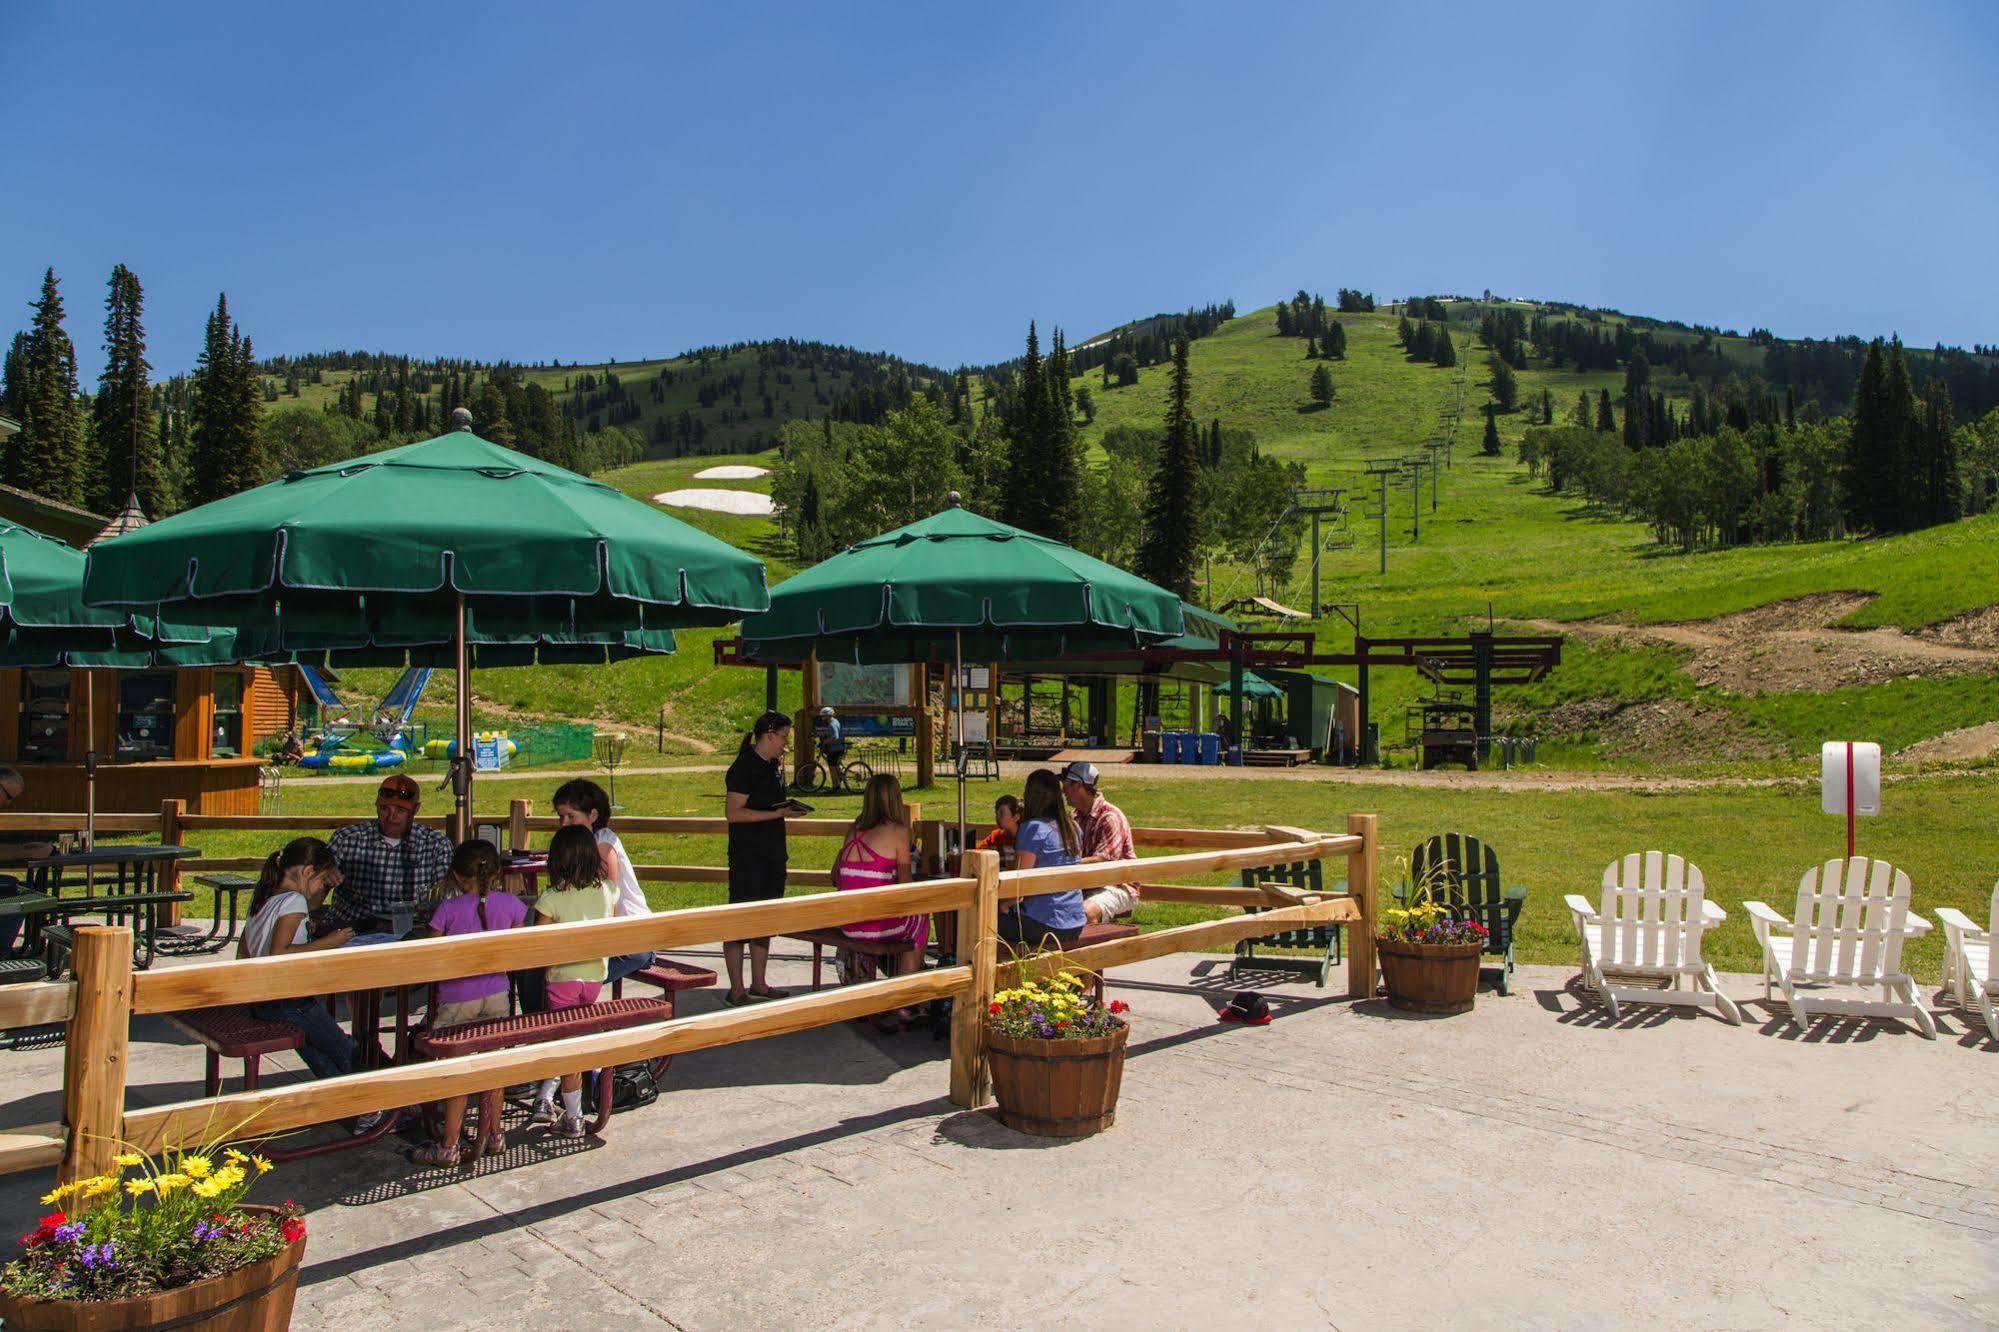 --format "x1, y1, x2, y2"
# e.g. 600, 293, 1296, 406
834, 830, 913, 940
